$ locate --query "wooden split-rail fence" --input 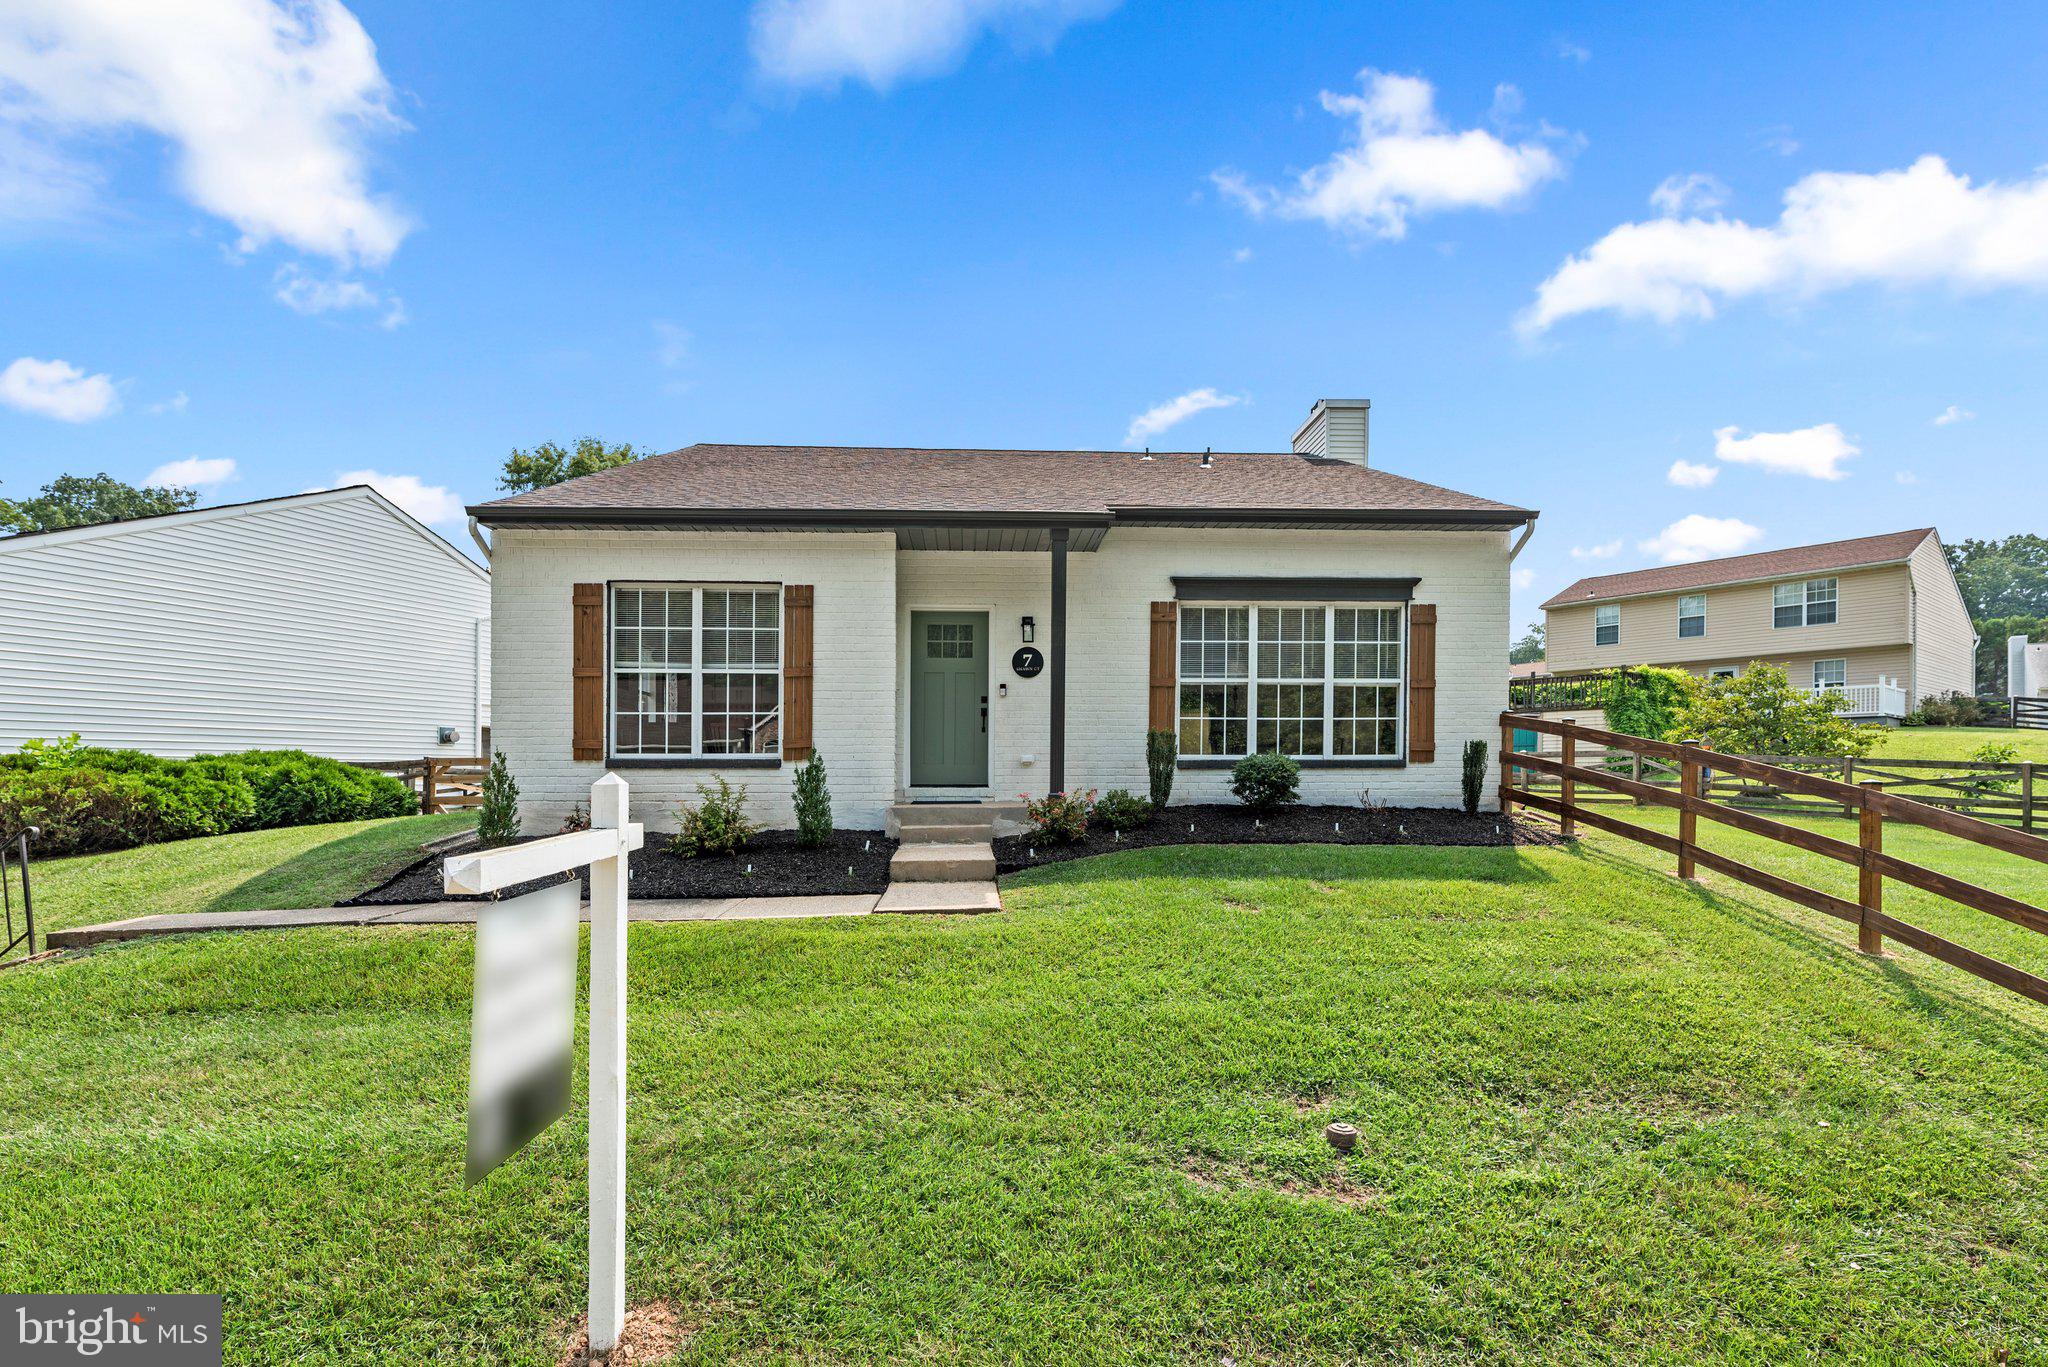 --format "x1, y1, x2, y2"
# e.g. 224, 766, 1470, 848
353, 756, 487, 814
1500, 712, 2048, 1008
